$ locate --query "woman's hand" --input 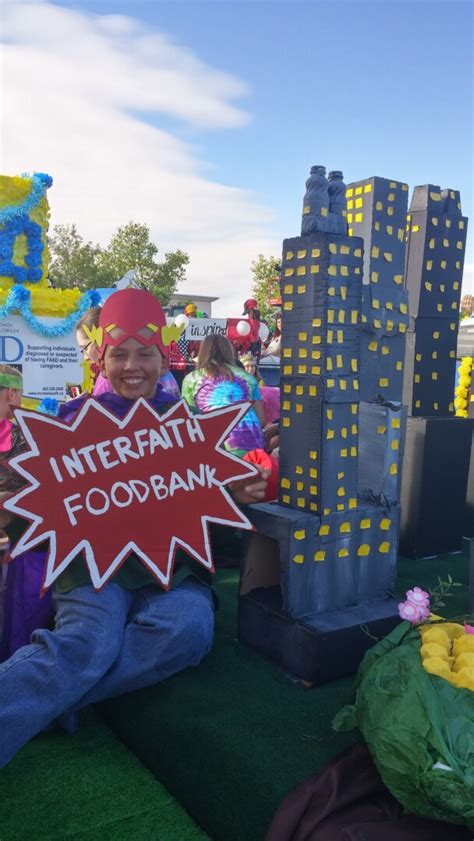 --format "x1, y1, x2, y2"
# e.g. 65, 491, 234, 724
228, 466, 270, 504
